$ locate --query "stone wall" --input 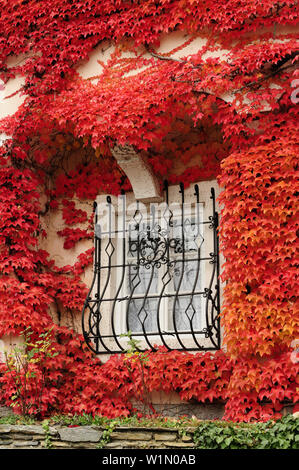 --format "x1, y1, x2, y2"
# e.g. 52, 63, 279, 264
0, 424, 195, 449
